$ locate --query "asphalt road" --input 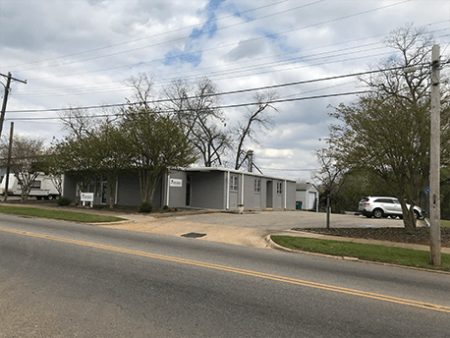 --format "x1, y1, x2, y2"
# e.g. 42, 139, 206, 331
1, 214, 449, 337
